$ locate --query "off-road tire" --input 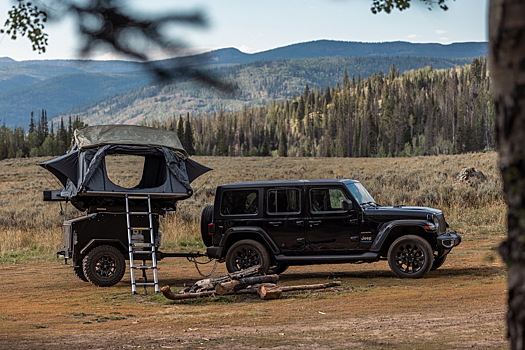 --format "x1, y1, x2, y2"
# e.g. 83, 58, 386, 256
73, 265, 89, 282
225, 239, 271, 274
200, 205, 214, 247
82, 245, 126, 287
387, 235, 433, 278
269, 263, 289, 275
431, 254, 447, 271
